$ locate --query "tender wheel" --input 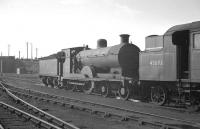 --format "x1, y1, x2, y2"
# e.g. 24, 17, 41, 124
187, 96, 200, 112
118, 86, 130, 100
187, 104, 200, 112
47, 77, 53, 87
101, 84, 110, 97
83, 81, 94, 94
52, 78, 59, 89
42, 77, 48, 86
151, 86, 166, 106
